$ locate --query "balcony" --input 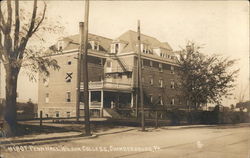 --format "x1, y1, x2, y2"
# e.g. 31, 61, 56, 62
80, 81, 132, 91
105, 66, 134, 73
